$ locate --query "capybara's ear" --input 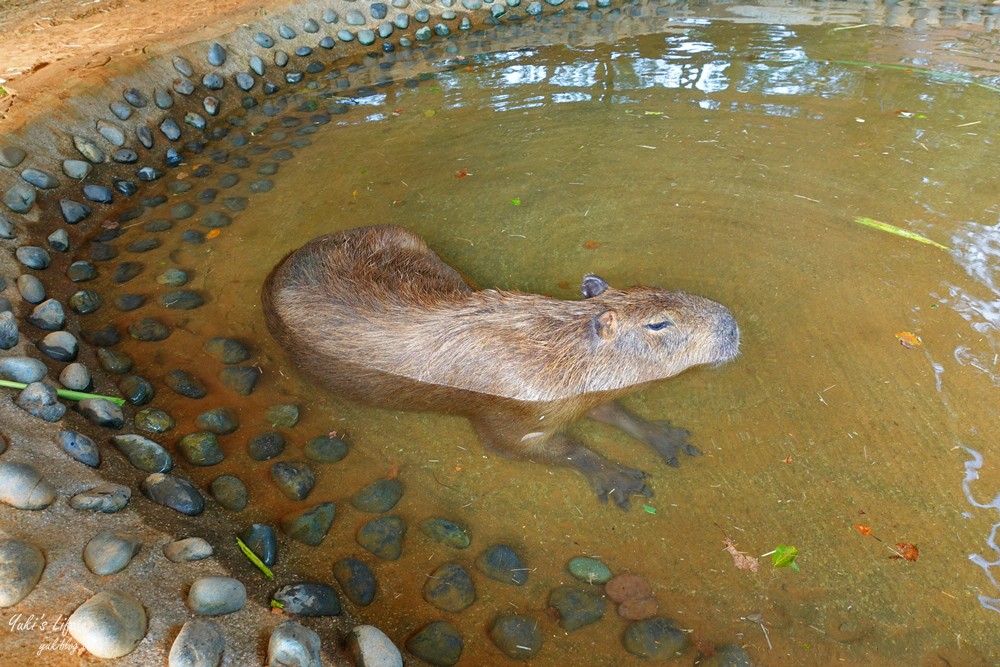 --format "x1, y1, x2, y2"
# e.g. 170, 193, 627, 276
581, 274, 609, 298
591, 310, 619, 340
